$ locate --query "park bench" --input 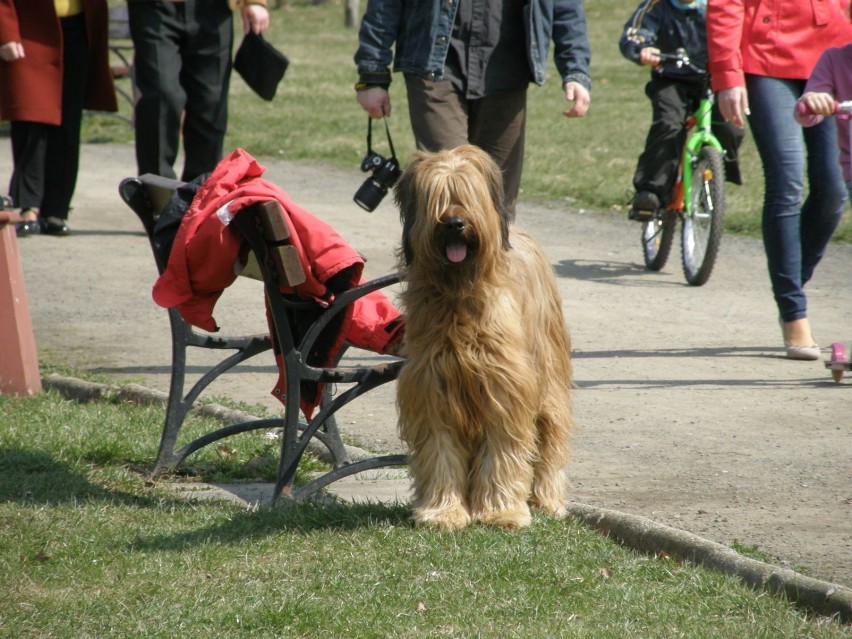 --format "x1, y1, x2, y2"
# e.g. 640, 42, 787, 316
118, 172, 406, 503
107, 6, 135, 112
